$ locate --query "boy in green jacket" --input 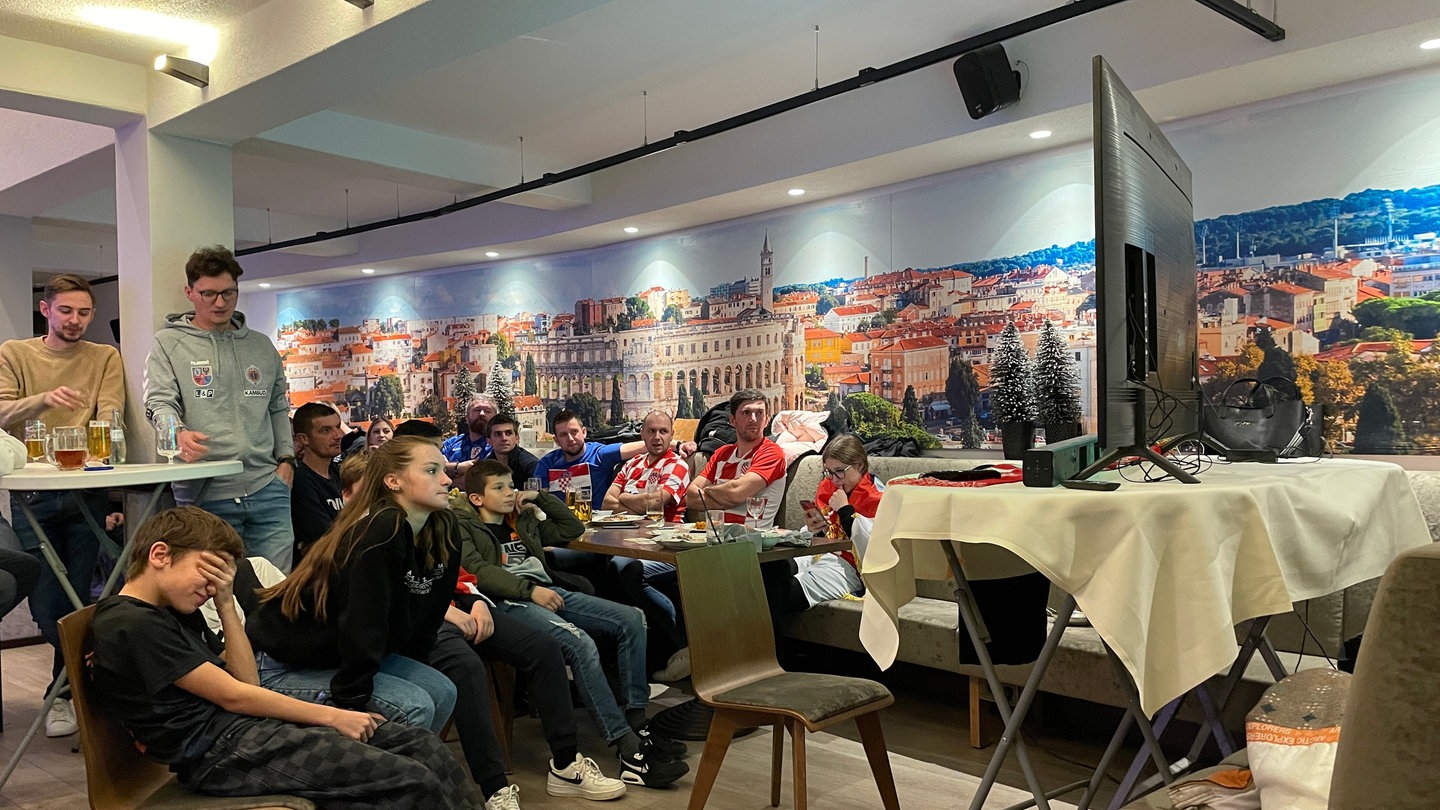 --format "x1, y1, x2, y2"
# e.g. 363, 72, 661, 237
453, 460, 689, 788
